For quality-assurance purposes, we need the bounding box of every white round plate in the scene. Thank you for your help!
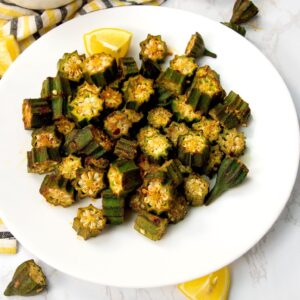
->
[0,6,299,288]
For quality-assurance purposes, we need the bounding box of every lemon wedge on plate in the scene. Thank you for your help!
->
[0,35,20,77]
[177,267,230,300]
[83,28,132,59]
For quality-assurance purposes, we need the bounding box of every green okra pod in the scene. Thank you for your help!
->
[82,53,118,87]
[22,98,53,130]
[27,147,61,174]
[41,76,72,120]
[230,0,259,25]
[102,189,125,225]
[119,56,139,79]
[73,204,106,240]
[221,22,246,36]
[107,159,142,196]
[4,260,46,296]
[205,157,249,205]
[134,211,168,241]
[140,59,161,80]
[114,138,138,160]
[40,173,77,207]
[185,32,217,59]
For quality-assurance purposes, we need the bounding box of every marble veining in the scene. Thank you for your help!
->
[1,1,300,299]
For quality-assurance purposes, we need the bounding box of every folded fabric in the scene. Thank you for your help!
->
[0,0,166,50]
[0,218,17,254]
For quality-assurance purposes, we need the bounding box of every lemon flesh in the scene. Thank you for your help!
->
[0,35,20,76]
[83,28,132,59]
[177,267,230,300]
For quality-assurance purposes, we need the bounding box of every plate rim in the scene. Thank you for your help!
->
[0,5,299,288]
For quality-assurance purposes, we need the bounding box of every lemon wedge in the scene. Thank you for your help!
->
[0,35,20,76]
[177,267,230,300]
[83,28,132,59]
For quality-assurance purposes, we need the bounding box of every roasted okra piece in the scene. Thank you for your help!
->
[63,127,92,155]
[209,103,240,129]
[41,76,72,120]
[202,144,224,177]
[104,110,132,140]
[123,109,144,124]
[140,59,161,80]
[192,116,221,143]
[170,55,198,77]
[4,260,46,296]
[72,167,106,199]
[167,194,189,224]
[178,133,209,168]
[139,34,168,63]
[64,125,113,158]
[156,86,175,107]
[205,157,249,205]
[82,53,118,87]
[223,91,251,126]
[57,155,82,180]
[31,125,62,148]
[107,159,142,196]
[190,66,225,108]
[230,0,259,25]
[164,121,190,146]
[22,98,53,130]
[160,159,184,187]
[40,174,77,207]
[55,117,75,135]
[218,128,246,157]
[84,156,109,169]
[137,154,160,178]
[27,147,61,174]
[72,204,106,240]
[221,22,246,36]
[100,86,123,110]
[119,56,139,79]
[185,32,217,59]
[129,192,146,213]
[122,74,154,110]
[79,126,113,159]
[134,211,168,241]
[137,126,172,163]
[114,138,138,160]
[139,176,175,215]
[147,107,172,129]
[174,158,193,175]
[171,95,201,123]
[102,189,125,225]
[156,68,186,96]
[57,51,85,82]
[69,82,103,126]
[186,87,215,115]
[184,173,209,206]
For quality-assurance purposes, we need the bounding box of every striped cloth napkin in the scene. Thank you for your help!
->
[0,218,17,254]
[0,0,165,254]
[0,0,166,51]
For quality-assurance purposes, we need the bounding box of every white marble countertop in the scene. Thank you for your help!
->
[1,0,300,299]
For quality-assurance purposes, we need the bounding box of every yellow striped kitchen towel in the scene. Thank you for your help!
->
[0,0,166,51]
[0,218,17,254]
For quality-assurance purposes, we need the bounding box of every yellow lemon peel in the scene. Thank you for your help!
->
[83,28,132,59]
[0,35,20,76]
[177,266,230,300]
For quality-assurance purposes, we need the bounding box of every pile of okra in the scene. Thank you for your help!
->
[22,32,250,241]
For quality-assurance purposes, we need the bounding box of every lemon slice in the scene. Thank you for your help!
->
[83,28,132,59]
[177,267,230,300]
[0,35,20,76]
